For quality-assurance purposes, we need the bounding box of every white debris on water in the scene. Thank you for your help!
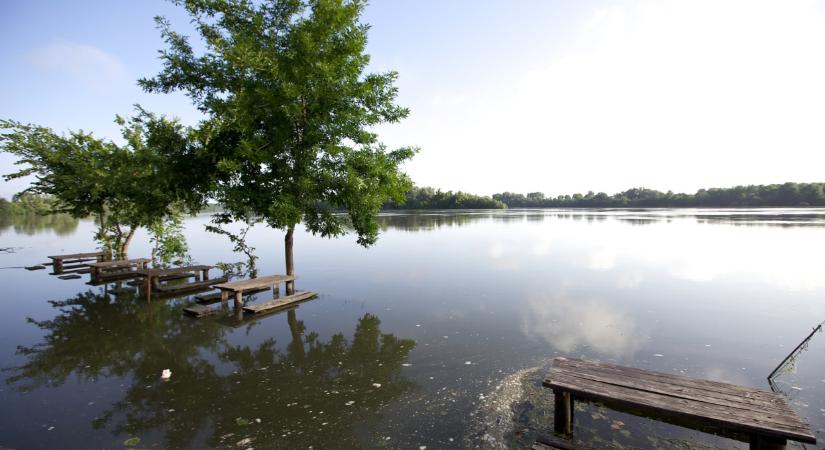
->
[653,353,664,357]
[464,366,541,449]
[372,383,382,388]
[161,369,172,380]
[345,400,355,406]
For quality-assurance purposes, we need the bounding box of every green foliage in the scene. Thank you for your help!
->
[492,182,825,208]
[205,213,259,278]
[141,0,416,247]
[1,112,204,258]
[384,186,507,209]
[148,210,190,267]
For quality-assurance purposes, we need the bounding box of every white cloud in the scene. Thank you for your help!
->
[521,294,646,358]
[390,0,825,195]
[27,41,128,83]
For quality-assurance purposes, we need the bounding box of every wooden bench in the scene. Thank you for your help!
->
[212,275,316,313]
[48,251,108,273]
[89,258,150,281]
[544,357,815,449]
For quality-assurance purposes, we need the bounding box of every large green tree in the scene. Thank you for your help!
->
[141,0,415,285]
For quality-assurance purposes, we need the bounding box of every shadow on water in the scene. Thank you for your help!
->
[0,214,79,236]
[3,287,417,449]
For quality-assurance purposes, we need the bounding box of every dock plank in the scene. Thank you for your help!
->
[545,357,815,444]
[242,291,317,314]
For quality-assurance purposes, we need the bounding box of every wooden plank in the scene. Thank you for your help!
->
[195,287,269,304]
[57,274,82,280]
[90,258,149,269]
[154,276,228,293]
[551,363,794,414]
[183,304,217,318]
[242,291,317,314]
[48,251,106,260]
[550,367,804,429]
[546,369,815,443]
[213,274,295,292]
[137,265,212,277]
[555,358,784,405]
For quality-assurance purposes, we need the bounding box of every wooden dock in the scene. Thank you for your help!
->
[544,357,815,449]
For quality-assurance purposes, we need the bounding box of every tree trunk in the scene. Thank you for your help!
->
[285,224,295,294]
[97,209,110,260]
[119,227,137,260]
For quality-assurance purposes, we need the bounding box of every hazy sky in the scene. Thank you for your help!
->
[2,0,825,199]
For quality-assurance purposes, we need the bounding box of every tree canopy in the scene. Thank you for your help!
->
[0,113,201,257]
[140,0,416,278]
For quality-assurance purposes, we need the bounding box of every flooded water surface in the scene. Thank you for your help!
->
[1,209,824,449]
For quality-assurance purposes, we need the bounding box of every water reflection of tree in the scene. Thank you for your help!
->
[5,290,416,449]
[0,213,79,236]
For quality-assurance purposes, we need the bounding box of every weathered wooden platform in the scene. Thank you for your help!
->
[242,291,317,314]
[544,357,815,449]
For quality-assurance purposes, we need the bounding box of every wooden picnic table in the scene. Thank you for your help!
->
[48,251,108,273]
[135,265,221,299]
[543,357,815,449]
[212,274,297,309]
[89,258,150,281]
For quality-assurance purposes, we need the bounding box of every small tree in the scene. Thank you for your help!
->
[141,0,415,286]
[1,112,202,258]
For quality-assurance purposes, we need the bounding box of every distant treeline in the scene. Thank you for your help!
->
[383,186,507,209]
[0,193,60,216]
[385,183,825,210]
[493,183,825,208]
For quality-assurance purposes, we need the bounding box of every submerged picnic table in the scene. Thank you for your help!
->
[48,251,108,273]
[89,258,149,282]
[212,274,316,313]
[543,357,815,449]
[136,265,225,299]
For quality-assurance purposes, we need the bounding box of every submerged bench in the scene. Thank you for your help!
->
[48,251,108,273]
[89,258,150,281]
[212,275,317,313]
[544,357,815,449]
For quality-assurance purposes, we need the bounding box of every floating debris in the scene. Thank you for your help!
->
[161,369,172,381]
[653,353,664,357]
[25,265,45,271]
[372,383,381,388]
[465,361,472,365]
[344,400,355,406]
[123,437,141,446]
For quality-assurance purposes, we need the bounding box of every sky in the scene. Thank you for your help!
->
[2,0,825,199]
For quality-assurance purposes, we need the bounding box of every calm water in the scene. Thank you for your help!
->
[0,209,824,449]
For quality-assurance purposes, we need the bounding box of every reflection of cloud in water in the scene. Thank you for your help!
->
[521,296,645,358]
